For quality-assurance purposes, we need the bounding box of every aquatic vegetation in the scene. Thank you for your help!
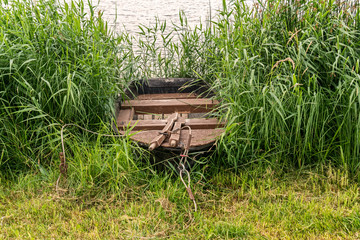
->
[0,0,135,176]
[1,0,360,238]
[1,0,360,187]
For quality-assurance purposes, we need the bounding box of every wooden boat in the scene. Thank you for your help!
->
[114,78,225,152]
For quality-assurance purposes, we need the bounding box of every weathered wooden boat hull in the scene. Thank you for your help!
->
[115,78,224,152]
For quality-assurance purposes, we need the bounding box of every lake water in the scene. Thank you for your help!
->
[90,0,255,35]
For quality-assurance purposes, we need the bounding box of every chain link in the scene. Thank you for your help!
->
[177,126,198,212]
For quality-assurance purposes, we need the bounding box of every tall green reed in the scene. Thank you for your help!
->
[0,0,136,176]
[3,0,360,187]
[131,0,360,176]
[203,0,360,175]
[62,127,149,195]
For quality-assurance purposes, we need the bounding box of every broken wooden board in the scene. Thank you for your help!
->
[121,99,219,114]
[116,108,134,125]
[169,121,184,147]
[115,78,224,152]
[136,93,197,100]
[148,113,178,150]
[123,129,224,149]
[117,118,225,131]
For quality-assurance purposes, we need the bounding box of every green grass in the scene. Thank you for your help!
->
[2,0,360,176]
[1,165,360,239]
[2,0,360,238]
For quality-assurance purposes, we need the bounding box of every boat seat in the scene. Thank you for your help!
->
[121,98,219,114]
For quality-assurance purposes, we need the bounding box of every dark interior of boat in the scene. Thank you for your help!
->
[114,78,224,151]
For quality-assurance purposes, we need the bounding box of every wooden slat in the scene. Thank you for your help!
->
[121,98,218,114]
[143,114,153,120]
[121,120,167,130]
[121,129,225,148]
[169,121,183,147]
[184,118,225,129]
[180,113,189,118]
[154,114,163,120]
[118,118,225,131]
[116,108,134,125]
[149,113,178,150]
[136,93,197,100]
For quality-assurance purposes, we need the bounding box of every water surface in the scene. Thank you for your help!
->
[91,0,254,34]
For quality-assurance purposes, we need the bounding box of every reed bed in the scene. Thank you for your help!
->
[132,0,360,178]
[2,1,360,238]
[209,0,360,175]
[1,0,360,188]
[0,0,136,178]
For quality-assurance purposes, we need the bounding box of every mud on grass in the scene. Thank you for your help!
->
[1,165,359,239]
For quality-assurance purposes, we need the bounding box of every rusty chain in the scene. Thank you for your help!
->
[177,126,198,212]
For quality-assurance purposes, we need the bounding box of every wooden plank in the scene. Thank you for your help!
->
[123,129,225,148]
[116,108,134,125]
[154,114,163,120]
[130,108,135,120]
[121,120,167,130]
[143,114,153,120]
[164,129,224,148]
[169,121,183,147]
[121,98,219,114]
[149,113,178,150]
[180,113,189,118]
[136,93,197,100]
[118,118,225,131]
[184,118,225,129]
